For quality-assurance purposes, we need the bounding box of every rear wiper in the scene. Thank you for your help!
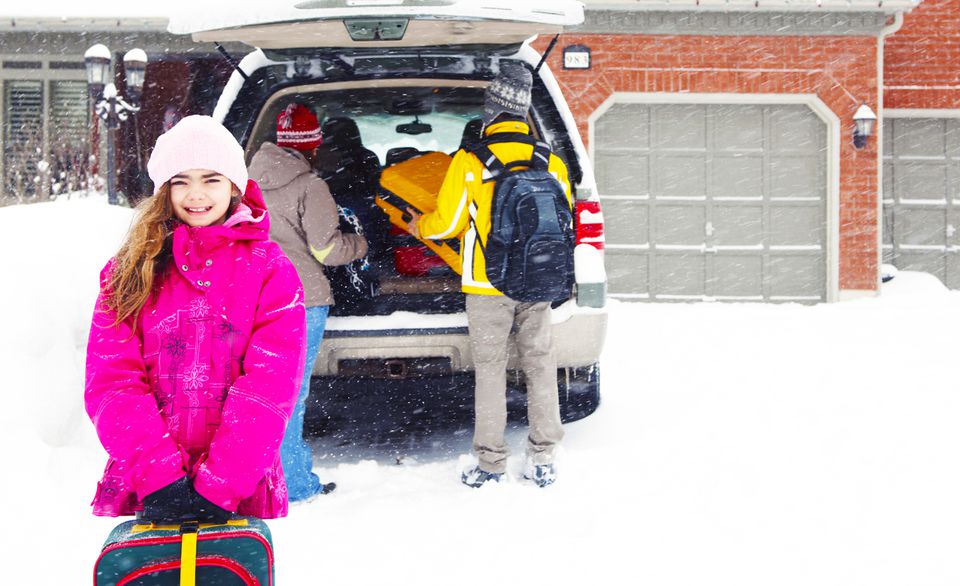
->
[214,42,249,81]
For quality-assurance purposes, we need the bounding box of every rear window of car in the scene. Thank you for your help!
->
[248,85,486,165]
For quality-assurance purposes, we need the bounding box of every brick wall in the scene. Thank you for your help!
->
[885,0,960,109]
[534,34,881,291]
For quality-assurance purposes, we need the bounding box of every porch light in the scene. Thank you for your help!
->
[853,104,877,149]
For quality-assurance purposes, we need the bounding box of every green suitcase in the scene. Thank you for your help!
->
[94,517,273,585]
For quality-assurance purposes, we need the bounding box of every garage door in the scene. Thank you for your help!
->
[882,117,960,289]
[594,103,828,302]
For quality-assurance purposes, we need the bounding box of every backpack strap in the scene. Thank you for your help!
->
[471,139,553,182]
[530,141,552,172]
[481,132,537,146]
[472,143,508,183]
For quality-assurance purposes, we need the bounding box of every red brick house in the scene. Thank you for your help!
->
[537,0,930,302]
[6,0,959,302]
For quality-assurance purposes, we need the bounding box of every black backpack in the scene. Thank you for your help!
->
[469,136,575,303]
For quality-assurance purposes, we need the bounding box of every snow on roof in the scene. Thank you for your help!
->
[0,0,921,33]
[3,0,219,19]
[582,0,921,11]
[168,0,585,36]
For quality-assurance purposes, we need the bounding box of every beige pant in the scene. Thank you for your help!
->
[466,294,564,474]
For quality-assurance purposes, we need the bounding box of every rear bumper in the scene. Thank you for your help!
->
[315,307,607,377]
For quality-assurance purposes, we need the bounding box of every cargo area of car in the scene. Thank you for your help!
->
[243,81,537,317]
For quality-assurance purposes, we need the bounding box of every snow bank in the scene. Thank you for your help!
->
[2,196,960,585]
[0,194,133,448]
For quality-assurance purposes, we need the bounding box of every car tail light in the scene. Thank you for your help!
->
[575,200,604,251]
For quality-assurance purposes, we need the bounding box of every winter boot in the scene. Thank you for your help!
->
[523,461,557,488]
[461,465,503,488]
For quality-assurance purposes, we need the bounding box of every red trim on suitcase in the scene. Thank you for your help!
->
[115,555,257,586]
[95,531,274,586]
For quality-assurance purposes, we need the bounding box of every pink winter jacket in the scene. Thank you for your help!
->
[85,180,306,519]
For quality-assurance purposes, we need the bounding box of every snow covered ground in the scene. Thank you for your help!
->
[1,196,959,585]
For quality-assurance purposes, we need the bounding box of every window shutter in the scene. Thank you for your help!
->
[3,80,44,198]
[50,80,90,194]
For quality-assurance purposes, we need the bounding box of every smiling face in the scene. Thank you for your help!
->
[168,169,239,227]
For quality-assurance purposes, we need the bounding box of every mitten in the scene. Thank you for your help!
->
[190,487,233,524]
[141,476,193,522]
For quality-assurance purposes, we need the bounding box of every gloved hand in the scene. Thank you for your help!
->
[191,488,232,524]
[141,477,193,523]
[142,477,233,524]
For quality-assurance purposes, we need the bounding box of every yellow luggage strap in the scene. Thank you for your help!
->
[179,521,199,586]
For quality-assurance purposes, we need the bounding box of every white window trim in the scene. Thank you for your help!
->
[587,92,841,303]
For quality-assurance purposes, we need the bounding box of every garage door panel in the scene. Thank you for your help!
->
[895,252,946,281]
[951,163,960,199]
[604,199,649,245]
[598,102,826,302]
[606,250,649,296]
[655,105,706,149]
[769,108,821,152]
[770,156,822,198]
[655,253,705,297]
[894,208,945,246]
[596,104,650,148]
[885,117,960,290]
[896,163,947,200]
[883,205,894,264]
[711,156,763,198]
[712,255,763,297]
[596,152,649,196]
[946,253,960,289]
[654,204,705,245]
[769,205,823,247]
[769,255,823,298]
[893,118,947,157]
[883,162,894,200]
[658,155,705,196]
[713,106,764,151]
[713,205,763,246]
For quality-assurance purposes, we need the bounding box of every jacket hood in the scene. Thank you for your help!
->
[247,141,314,191]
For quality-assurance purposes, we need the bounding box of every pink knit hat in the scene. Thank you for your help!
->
[147,115,248,191]
[276,103,322,151]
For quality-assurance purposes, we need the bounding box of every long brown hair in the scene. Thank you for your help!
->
[105,183,175,329]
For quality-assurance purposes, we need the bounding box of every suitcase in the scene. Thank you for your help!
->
[376,152,462,275]
[94,518,273,586]
[388,226,452,277]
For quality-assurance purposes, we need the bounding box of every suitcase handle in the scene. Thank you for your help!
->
[180,521,199,586]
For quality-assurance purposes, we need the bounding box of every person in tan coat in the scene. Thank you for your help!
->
[248,103,368,502]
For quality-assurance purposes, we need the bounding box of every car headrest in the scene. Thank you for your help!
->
[321,117,363,150]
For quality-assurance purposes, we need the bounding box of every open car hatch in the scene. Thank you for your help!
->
[168,0,584,50]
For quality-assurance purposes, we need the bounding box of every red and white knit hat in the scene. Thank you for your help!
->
[276,103,322,151]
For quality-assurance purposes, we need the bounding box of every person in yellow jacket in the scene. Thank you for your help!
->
[408,63,572,488]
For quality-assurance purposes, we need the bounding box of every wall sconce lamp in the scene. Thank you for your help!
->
[853,104,877,149]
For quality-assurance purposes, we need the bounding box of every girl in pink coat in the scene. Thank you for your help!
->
[85,115,306,521]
